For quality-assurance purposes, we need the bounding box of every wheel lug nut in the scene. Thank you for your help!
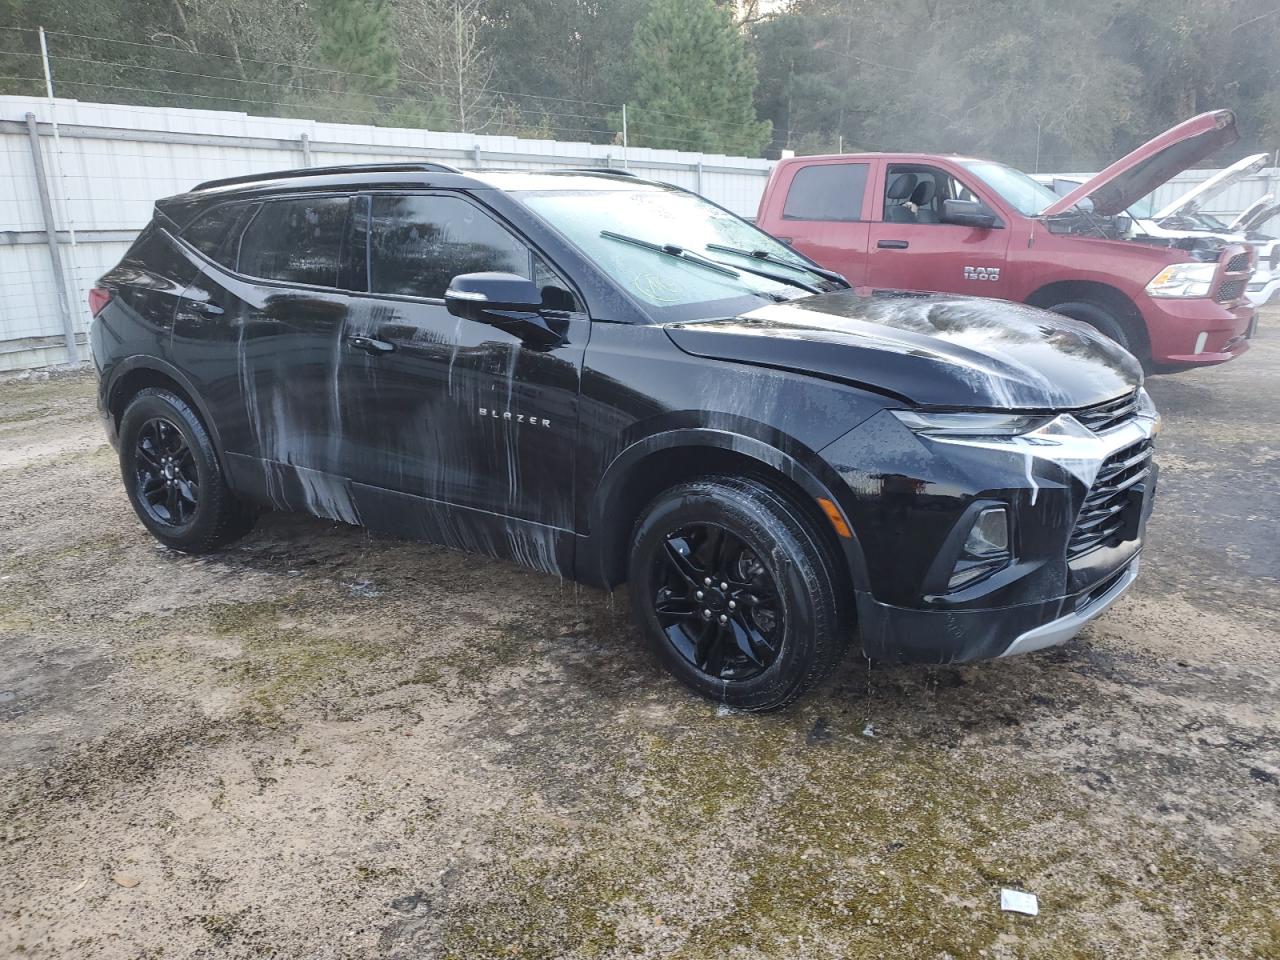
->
[718,614,728,623]
[704,577,712,586]
[719,582,728,590]
[695,590,703,599]
[728,600,736,610]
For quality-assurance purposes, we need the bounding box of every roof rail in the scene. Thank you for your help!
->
[558,167,640,178]
[193,161,462,192]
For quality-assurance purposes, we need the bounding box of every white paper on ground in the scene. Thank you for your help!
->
[1000,888,1039,916]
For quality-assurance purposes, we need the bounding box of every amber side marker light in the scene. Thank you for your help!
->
[817,497,853,539]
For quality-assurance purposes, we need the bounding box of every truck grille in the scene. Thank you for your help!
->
[1225,252,1251,274]
[1071,390,1137,433]
[1067,439,1152,559]
[1216,278,1248,303]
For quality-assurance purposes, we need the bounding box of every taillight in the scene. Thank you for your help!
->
[88,286,112,317]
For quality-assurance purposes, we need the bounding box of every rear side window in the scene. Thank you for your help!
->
[181,203,256,268]
[238,197,350,287]
[782,163,869,221]
[368,194,529,300]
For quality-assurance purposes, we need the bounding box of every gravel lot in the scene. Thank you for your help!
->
[2,312,1278,959]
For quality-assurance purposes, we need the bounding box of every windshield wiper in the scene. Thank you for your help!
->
[600,231,741,278]
[705,243,849,287]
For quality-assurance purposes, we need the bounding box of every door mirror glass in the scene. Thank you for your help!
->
[941,199,1001,229]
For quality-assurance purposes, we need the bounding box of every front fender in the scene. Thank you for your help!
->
[582,426,872,596]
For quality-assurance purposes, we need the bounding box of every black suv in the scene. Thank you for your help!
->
[90,163,1159,710]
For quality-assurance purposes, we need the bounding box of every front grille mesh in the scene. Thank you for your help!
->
[1072,390,1137,433]
[1225,252,1251,274]
[1216,278,1247,303]
[1067,439,1152,559]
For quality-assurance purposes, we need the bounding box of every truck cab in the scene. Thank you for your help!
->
[756,111,1257,370]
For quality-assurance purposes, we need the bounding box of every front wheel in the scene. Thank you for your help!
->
[627,477,847,711]
[117,388,255,553]
[1047,299,1133,352]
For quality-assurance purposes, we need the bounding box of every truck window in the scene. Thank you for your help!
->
[181,202,257,269]
[237,197,350,287]
[883,166,978,225]
[782,163,868,221]
[368,194,530,300]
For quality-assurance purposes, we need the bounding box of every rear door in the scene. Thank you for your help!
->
[172,193,361,514]
[865,163,1013,299]
[765,159,873,284]
[338,191,589,533]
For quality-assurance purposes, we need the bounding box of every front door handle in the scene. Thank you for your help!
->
[347,335,395,355]
[176,298,224,319]
[877,239,909,250]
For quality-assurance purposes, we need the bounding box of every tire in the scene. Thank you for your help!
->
[117,387,254,553]
[627,476,847,711]
[1047,300,1132,352]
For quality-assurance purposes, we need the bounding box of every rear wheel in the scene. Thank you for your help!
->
[628,476,846,711]
[118,388,254,553]
[1047,299,1133,352]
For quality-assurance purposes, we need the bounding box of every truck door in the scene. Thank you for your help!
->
[866,163,1012,299]
[764,158,873,284]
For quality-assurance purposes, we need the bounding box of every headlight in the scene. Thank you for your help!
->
[891,410,1054,437]
[1146,262,1216,298]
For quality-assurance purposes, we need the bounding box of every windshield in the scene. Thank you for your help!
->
[1127,193,1156,220]
[958,159,1062,216]
[518,187,825,321]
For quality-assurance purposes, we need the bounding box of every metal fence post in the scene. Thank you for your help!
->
[622,103,629,169]
[472,145,482,169]
[24,112,79,363]
[696,159,703,194]
[300,133,312,167]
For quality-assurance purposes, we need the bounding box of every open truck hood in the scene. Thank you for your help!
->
[1229,194,1280,233]
[664,291,1140,410]
[1154,152,1269,221]
[1042,110,1239,218]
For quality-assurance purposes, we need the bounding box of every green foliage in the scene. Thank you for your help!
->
[313,0,399,95]
[618,0,772,155]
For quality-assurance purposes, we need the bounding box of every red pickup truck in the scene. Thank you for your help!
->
[756,111,1256,370]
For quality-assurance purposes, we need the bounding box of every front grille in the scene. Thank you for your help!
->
[1216,278,1247,303]
[1067,439,1153,559]
[1072,390,1137,433]
[1225,252,1251,274]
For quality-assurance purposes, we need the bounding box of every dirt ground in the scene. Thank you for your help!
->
[2,313,1278,960]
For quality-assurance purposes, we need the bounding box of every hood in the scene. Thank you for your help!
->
[1042,110,1239,218]
[1154,152,1268,221]
[1229,194,1280,233]
[664,291,1141,410]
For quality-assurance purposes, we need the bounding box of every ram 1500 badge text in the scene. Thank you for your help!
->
[91,165,1159,710]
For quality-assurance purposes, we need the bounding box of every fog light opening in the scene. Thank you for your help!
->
[1193,331,1209,355]
[948,506,1011,591]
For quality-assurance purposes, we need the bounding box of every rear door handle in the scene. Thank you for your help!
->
[877,240,909,250]
[347,334,395,355]
[178,298,224,317]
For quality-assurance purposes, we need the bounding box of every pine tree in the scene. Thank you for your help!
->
[313,0,399,95]
[620,0,771,156]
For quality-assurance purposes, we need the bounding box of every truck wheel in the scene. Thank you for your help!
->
[118,388,255,554]
[1047,300,1132,352]
[627,476,846,711]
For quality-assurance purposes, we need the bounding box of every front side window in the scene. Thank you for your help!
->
[783,163,869,221]
[882,166,982,225]
[518,186,834,322]
[237,196,350,287]
[368,194,529,300]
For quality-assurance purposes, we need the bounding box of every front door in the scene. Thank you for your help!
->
[866,163,1013,299]
[338,191,588,551]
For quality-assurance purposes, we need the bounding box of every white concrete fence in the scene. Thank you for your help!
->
[0,96,773,371]
[3,94,1278,371]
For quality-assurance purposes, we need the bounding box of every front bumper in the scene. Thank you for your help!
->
[820,401,1158,665]
[1144,296,1253,367]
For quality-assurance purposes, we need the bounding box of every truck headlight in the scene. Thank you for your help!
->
[891,410,1054,437]
[1146,262,1216,298]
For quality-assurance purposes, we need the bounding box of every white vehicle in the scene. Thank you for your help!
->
[1039,154,1280,306]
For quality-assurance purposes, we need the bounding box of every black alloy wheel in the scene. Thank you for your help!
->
[133,417,199,527]
[654,523,783,681]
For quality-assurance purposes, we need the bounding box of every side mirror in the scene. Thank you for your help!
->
[941,199,1001,230]
[444,272,566,349]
